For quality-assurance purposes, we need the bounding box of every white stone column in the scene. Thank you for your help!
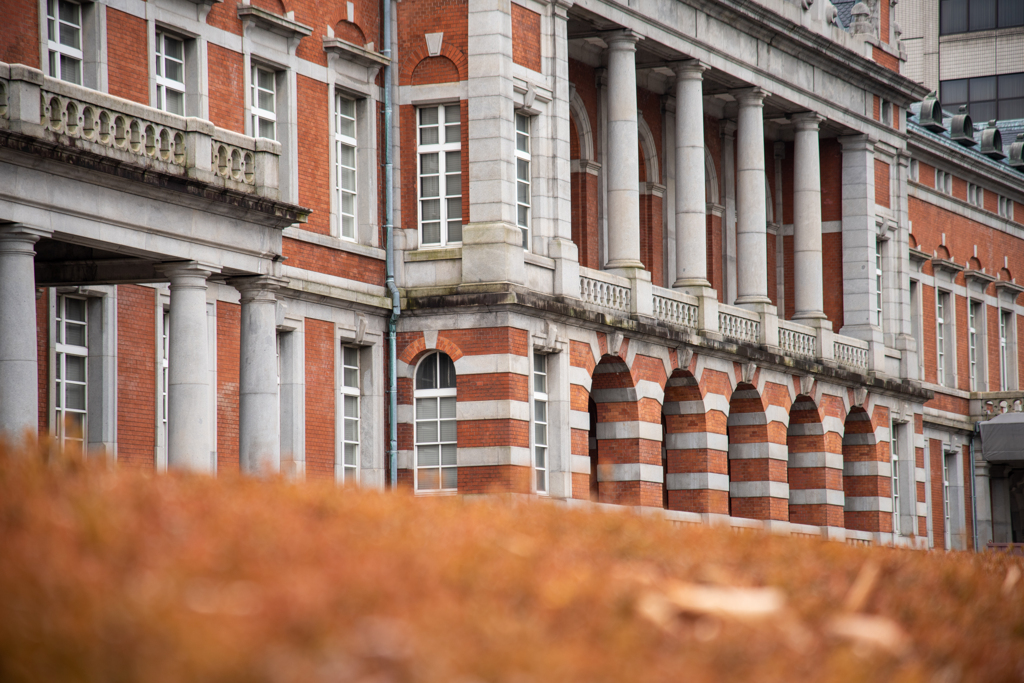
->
[161,262,217,472]
[974,459,993,548]
[605,31,643,270]
[792,112,827,321]
[0,225,49,441]
[233,276,286,475]
[673,60,710,289]
[733,87,771,306]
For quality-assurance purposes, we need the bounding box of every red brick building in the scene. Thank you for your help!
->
[1,0,1022,548]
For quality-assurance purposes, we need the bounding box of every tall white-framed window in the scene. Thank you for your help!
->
[874,239,884,327]
[340,346,360,483]
[890,419,901,536]
[515,113,532,250]
[533,353,548,495]
[251,65,277,140]
[161,309,169,438]
[155,31,186,116]
[417,104,462,247]
[47,0,83,85]
[968,300,980,390]
[942,452,952,550]
[55,294,88,449]
[414,351,457,492]
[335,94,358,241]
[936,291,949,386]
[1000,309,1011,389]
[910,279,924,379]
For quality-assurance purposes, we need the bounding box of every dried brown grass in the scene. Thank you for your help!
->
[1,442,1022,683]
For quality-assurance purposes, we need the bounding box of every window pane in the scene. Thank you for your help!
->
[420,107,438,126]
[65,298,86,322]
[439,419,457,443]
[517,159,530,183]
[418,420,438,444]
[345,418,359,442]
[535,447,546,469]
[338,97,355,119]
[258,89,275,112]
[444,106,460,124]
[536,469,545,492]
[66,355,86,382]
[969,0,997,30]
[165,36,183,60]
[420,152,439,176]
[422,222,441,244]
[340,144,356,168]
[165,59,184,84]
[257,69,275,91]
[60,24,80,49]
[421,176,440,199]
[518,180,530,205]
[447,220,462,244]
[999,98,1024,120]
[941,78,968,107]
[535,401,546,422]
[446,197,462,222]
[341,168,356,192]
[344,443,357,466]
[61,55,81,84]
[416,395,437,419]
[418,444,439,467]
[445,151,460,173]
[445,123,460,144]
[446,174,461,197]
[258,119,275,140]
[970,100,997,123]
[441,444,457,466]
[439,396,457,419]
[441,467,457,489]
[971,76,997,102]
[66,383,86,411]
[65,322,86,347]
[1000,0,1024,26]
[535,423,546,445]
[166,90,185,116]
[420,126,439,145]
[438,355,456,389]
[342,192,356,216]
[534,353,545,374]
[344,346,358,367]
[1000,73,1024,99]
[58,0,79,24]
[344,394,359,418]
[518,205,529,228]
[342,215,355,239]
[418,468,439,490]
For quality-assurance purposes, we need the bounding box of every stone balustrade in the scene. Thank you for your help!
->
[718,303,761,344]
[834,336,870,372]
[652,286,699,330]
[0,62,281,199]
[778,319,817,359]
[579,267,632,315]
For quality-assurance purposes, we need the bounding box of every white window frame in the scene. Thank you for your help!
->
[936,169,952,195]
[161,308,169,441]
[968,299,979,391]
[417,103,462,248]
[335,93,358,241]
[155,31,186,116]
[47,0,83,85]
[936,290,950,386]
[533,353,548,495]
[339,345,360,483]
[54,294,89,449]
[251,64,278,140]
[1000,309,1013,390]
[874,238,884,328]
[516,113,532,250]
[414,352,458,493]
[942,452,952,550]
[890,419,902,537]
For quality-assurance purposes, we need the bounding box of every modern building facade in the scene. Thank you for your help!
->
[1,0,1022,549]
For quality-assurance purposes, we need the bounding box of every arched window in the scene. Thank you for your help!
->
[415,351,457,491]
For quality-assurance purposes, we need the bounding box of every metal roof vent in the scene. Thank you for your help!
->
[949,106,976,147]
[917,92,946,133]
[979,120,1005,160]
[1009,133,1024,172]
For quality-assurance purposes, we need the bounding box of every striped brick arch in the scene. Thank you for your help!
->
[843,405,892,533]
[663,369,729,514]
[727,381,789,521]
[590,353,662,507]
[787,393,845,526]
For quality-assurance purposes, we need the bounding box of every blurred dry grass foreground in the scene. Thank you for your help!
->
[1,442,1023,683]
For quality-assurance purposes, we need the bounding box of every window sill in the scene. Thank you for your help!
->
[404,247,462,262]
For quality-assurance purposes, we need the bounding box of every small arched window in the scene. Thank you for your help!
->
[414,351,457,491]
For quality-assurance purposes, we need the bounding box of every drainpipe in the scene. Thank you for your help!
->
[382,0,400,489]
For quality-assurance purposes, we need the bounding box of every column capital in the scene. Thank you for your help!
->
[791,111,825,131]
[0,224,52,249]
[230,275,289,303]
[157,261,220,288]
[722,120,737,137]
[604,29,641,49]
[838,133,877,152]
[550,0,574,15]
[731,86,769,106]
[672,59,708,79]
